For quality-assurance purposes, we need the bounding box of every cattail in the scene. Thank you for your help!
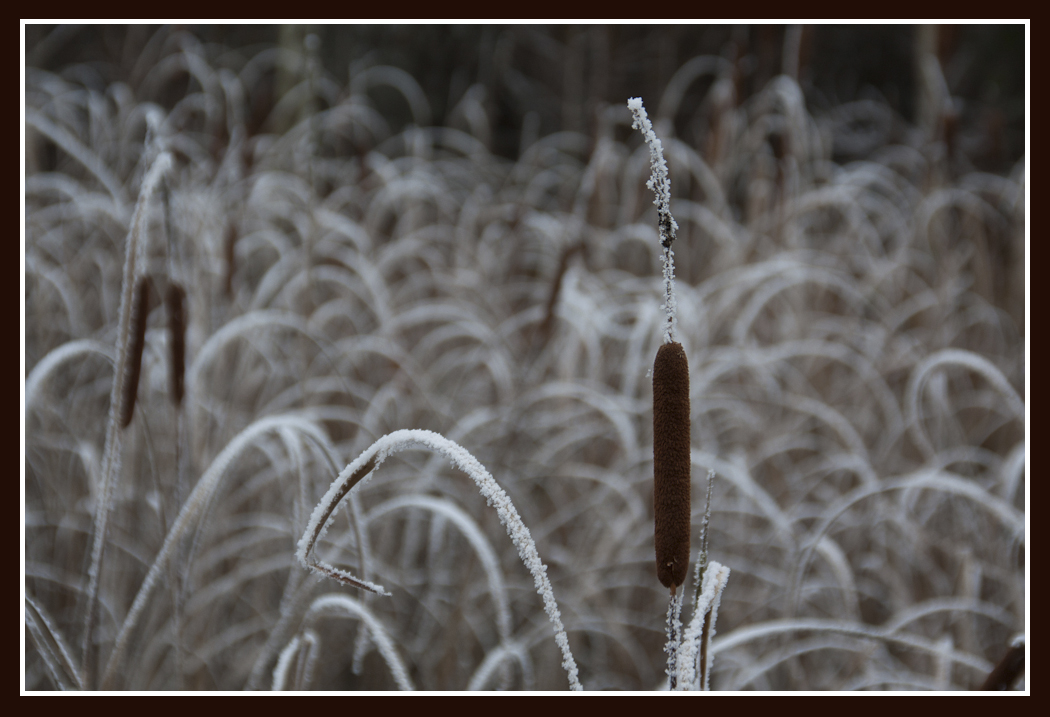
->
[166,282,186,407]
[653,341,691,590]
[119,278,151,428]
[224,222,237,298]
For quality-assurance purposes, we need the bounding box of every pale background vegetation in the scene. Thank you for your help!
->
[24,24,1026,691]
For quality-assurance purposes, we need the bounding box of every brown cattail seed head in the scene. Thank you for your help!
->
[166,282,186,407]
[224,223,237,298]
[653,341,691,589]
[120,278,151,428]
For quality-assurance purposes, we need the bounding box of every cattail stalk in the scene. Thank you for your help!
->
[692,469,715,604]
[82,149,172,686]
[167,282,188,687]
[635,92,691,592]
[665,590,684,689]
[161,179,189,686]
[632,96,696,690]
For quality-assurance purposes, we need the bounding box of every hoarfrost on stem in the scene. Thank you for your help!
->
[676,560,731,690]
[664,590,684,689]
[627,98,677,249]
[629,97,679,343]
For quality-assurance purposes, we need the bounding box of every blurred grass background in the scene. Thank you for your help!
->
[23,23,1027,691]
[25,24,1024,170]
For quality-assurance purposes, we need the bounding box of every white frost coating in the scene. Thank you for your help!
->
[664,590,684,689]
[627,98,677,244]
[628,97,679,343]
[467,640,535,691]
[271,634,301,691]
[676,560,730,690]
[271,629,319,691]
[306,594,415,691]
[297,428,583,691]
[660,247,679,344]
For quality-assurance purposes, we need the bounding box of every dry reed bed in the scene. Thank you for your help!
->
[24,33,1025,691]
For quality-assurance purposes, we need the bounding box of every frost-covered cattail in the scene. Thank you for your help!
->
[631,96,692,592]
[653,340,691,589]
[119,278,151,428]
[166,282,186,407]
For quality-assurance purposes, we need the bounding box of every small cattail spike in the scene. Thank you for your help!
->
[166,282,187,407]
[119,278,151,428]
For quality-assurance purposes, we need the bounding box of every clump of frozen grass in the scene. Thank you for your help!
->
[297,429,582,691]
[99,413,335,689]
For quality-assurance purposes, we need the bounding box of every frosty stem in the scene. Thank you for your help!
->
[628,97,679,344]
[665,589,684,689]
